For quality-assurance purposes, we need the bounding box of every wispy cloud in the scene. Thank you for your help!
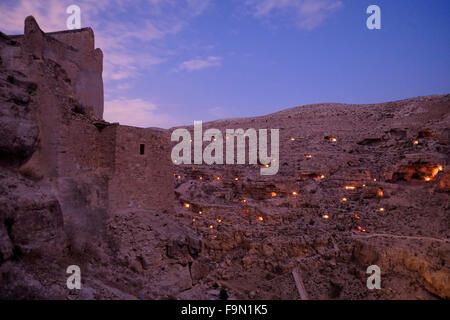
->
[103,98,176,128]
[176,56,222,72]
[243,0,343,30]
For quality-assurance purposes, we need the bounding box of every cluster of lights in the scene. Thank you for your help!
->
[357,226,367,232]
[424,165,443,182]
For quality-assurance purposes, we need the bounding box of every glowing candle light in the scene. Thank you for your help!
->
[271,192,277,197]
[192,218,196,222]
[345,186,356,190]
[208,225,214,229]
[322,214,329,219]
[318,174,325,179]
[425,177,431,182]
[438,165,443,171]
[184,203,190,208]
[241,199,247,203]
[354,213,360,219]
[257,216,264,221]
[198,211,202,215]
[377,188,384,197]
[341,197,348,202]
[304,154,312,159]
[292,191,298,196]
[329,137,337,142]
[378,207,385,212]
[235,177,239,181]
[199,176,203,180]
[264,164,270,168]
[216,218,222,223]
[413,140,419,145]
[357,226,362,232]
[290,138,295,141]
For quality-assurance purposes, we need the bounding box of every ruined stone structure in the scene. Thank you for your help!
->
[3,16,174,234]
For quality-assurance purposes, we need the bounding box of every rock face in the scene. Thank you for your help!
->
[0,17,187,299]
[170,95,450,300]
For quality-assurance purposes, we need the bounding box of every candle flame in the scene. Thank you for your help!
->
[257,216,264,221]
[377,189,384,197]
[271,192,277,197]
[322,214,329,219]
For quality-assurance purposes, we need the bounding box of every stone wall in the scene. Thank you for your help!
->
[109,126,174,213]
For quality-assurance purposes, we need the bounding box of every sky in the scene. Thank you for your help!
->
[0,0,449,128]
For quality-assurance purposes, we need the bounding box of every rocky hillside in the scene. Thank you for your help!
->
[171,95,450,299]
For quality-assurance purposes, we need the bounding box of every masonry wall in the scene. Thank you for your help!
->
[108,126,174,213]
[13,17,174,226]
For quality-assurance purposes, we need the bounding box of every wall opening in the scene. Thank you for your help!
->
[140,144,145,155]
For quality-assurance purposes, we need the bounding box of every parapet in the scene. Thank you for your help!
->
[10,16,104,119]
